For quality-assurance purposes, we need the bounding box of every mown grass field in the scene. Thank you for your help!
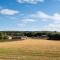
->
[0,38,60,60]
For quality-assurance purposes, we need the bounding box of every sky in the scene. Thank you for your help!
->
[0,0,60,31]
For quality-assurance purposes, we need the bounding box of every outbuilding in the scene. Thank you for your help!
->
[12,36,27,40]
[40,35,49,39]
[8,36,12,40]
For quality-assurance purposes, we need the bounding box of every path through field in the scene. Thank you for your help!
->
[0,38,60,60]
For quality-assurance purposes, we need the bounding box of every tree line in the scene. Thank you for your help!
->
[0,31,60,40]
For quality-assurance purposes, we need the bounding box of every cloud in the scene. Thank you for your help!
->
[30,11,50,19]
[43,23,60,31]
[17,0,45,4]
[18,19,35,26]
[51,13,60,20]
[0,9,19,15]
[22,19,35,23]
[29,11,60,22]
[27,11,60,31]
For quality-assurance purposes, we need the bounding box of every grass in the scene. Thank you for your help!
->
[0,38,60,60]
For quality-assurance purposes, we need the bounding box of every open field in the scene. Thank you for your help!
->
[0,38,60,60]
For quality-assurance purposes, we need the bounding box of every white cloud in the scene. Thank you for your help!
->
[18,23,25,26]
[0,9,19,15]
[17,0,45,4]
[28,11,60,31]
[29,11,60,22]
[22,19,35,23]
[40,13,60,31]
[18,18,35,26]
[30,11,50,19]
[51,13,60,20]
[43,23,60,31]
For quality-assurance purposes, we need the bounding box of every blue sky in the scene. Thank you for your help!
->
[0,0,60,31]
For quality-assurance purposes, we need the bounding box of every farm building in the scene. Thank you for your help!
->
[31,36,40,39]
[8,36,12,39]
[11,36,27,40]
[20,36,27,40]
[40,35,49,39]
[7,35,27,40]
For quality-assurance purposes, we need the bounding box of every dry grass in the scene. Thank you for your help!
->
[0,38,60,60]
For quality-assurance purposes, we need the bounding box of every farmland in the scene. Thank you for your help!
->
[0,38,60,60]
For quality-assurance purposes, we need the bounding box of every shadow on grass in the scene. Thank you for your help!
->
[47,39,60,41]
[0,39,25,42]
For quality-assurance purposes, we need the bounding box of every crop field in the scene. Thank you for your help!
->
[0,38,60,60]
